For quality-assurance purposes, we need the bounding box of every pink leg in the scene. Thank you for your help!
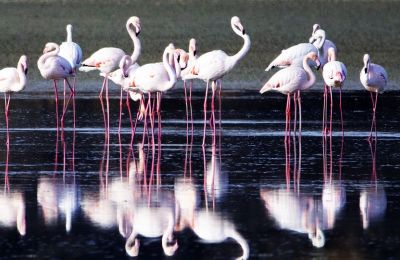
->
[211,82,216,146]
[322,85,327,136]
[53,80,59,130]
[142,96,150,145]
[329,86,333,138]
[105,77,110,138]
[297,91,302,138]
[157,92,162,143]
[189,80,194,140]
[148,93,155,145]
[184,81,189,144]
[99,76,107,136]
[202,81,209,146]
[72,78,76,130]
[368,92,377,141]
[118,87,123,134]
[4,93,11,146]
[284,93,290,144]
[339,87,344,138]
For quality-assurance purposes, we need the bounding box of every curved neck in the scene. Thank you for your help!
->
[302,56,316,90]
[66,26,72,42]
[38,45,59,69]
[16,61,27,91]
[315,31,325,50]
[126,24,141,64]
[230,33,251,65]
[160,50,177,92]
[327,47,336,62]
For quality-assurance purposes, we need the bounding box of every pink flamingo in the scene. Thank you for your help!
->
[79,16,141,135]
[322,47,347,137]
[37,42,74,130]
[182,16,251,146]
[260,52,320,139]
[0,55,28,144]
[181,38,198,140]
[58,24,83,126]
[360,54,388,141]
[124,44,181,145]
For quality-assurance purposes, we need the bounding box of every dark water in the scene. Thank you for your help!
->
[0,89,399,259]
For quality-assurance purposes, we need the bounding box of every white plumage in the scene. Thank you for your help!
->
[360,54,388,93]
[58,24,83,71]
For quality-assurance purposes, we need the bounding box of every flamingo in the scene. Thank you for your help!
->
[58,24,83,125]
[79,16,141,135]
[37,42,74,130]
[123,43,181,144]
[0,55,28,142]
[181,38,198,140]
[322,47,347,136]
[360,54,388,140]
[182,16,251,146]
[309,24,337,67]
[260,52,320,139]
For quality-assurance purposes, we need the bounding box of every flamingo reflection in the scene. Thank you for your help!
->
[359,140,386,229]
[37,176,78,233]
[0,190,26,236]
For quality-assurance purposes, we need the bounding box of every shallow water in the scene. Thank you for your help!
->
[0,90,399,259]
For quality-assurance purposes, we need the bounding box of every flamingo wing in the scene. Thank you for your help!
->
[265,43,317,71]
[261,66,305,94]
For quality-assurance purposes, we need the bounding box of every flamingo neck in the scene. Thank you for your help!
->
[67,26,72,42]
[37,45,59,71]
[16,62,27,91]
[327,48,336,62]
[230,33,251,67]
[127,25,141,64]
[302,56,316,90]
[315,30,326,50]
[160,49,177,92]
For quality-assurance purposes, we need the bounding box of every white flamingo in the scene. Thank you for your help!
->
[37,42,74,129]
[322,47,347,136]
[309,24,337,67]
[0,55,28,140]
[124,43,181,144]
[360,54,388,140]
[182,16,251,146]
[260,52,320,138]
[79,16,141,134]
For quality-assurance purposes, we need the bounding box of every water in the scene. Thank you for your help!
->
[0,89,399,259]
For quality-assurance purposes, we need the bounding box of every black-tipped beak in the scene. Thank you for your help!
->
[136,31,140,36]
[364,67,368,74]
[316,65,321,70]
[193,50,197,56]
[24,68,28,75]
[242,29,246,35]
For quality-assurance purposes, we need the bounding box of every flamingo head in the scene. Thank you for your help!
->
[127,16,141,36]
[19,55,28,75]
[42,42,58,54]
[307,52,321,70]
[312,23,321,35]
[189,38,197,57]
[363,54,370,73]
[231,16,245,35]
[175,49,189,70]
[106,69,124,85]
[119,55,133,77]
[66,24,72,32]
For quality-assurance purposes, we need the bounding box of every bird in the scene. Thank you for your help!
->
[181,38,198,140]
[59,24,83,72]
[0,55,28,140]
[58,24,83,127]
[37,42,74,130]
[79,16,141,135]
[360,54,388,140]
[123,43,181,144]
[260,52,320,139]
[182,16,251,146]
[322,47,347,136]
[265,43,318,71]
[309,24,337,68]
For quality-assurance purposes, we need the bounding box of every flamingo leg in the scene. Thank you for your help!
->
[53,80,59,130]
[329,86,333,138]
[105,77,110,138]
[72,78,76,130]
[211,81,216,146]
[218,80,222,134]
[184,81,189,144]
[368,92,378,141]
[202,81,209,146]
[157,92,162,143]
[118,87,123,134]
[297,91,302,138]
[189,80,194,140]
[99,76,107,137]
[284,93,290,144]
[322,85,327,136]
[4,93,11,146]
[142,96,149,145]
[339,87,344,138]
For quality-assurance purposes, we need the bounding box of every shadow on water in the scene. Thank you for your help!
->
[0,90,399,258]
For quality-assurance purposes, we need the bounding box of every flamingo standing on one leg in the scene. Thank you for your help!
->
[0,55,28,145]
[37,42,74,130]
[182,16,251,146]
[260,52,321,139]
[360,54,388,141]
[79,16,141,135]
[322,47,347,137]
[58,24,83,128]
[124,44,181,145]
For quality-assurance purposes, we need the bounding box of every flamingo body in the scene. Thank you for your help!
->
[265,43,317,71]
[360,57,388,93]
[80,47,126,74]
[323,60,347,88]
[37,43,74,80]
[59,24,83,70]
[0,56,28,93]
